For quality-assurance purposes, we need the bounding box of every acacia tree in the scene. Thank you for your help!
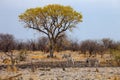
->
[19,4,82,57]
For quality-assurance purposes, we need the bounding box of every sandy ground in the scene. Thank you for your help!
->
[0,67,120,80]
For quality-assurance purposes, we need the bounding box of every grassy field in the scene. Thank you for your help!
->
[0,50,119,65]
[0,50,120,80]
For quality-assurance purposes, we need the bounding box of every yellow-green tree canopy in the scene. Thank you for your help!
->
[19,4,82,57]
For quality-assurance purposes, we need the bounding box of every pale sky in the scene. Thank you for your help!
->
[0,0,120,41]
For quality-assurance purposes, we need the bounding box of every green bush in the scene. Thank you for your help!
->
[18,50,27,61]
[113,50,120,66]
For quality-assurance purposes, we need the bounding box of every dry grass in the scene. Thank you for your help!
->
[0,50,120,80]
[31,55,46,59]
[0,50,113,60]
[0,50,119,65]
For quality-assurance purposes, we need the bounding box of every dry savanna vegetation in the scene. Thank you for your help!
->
[0,33,120,80]
[0,4,120,80]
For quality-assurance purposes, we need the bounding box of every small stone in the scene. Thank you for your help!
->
[95,68,99,72]
[40,73,45,76]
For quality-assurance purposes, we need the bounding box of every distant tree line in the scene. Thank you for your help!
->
[0,33,120,56]
[79,39,120,57]
[0,33,48,52]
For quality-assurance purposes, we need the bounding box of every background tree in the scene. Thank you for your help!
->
[70,41,79,51]
[37,37,49,53]
[27,39,37,51]
[55,33,71,52]
[15,40,26,50]
[19,4,82,57]
[0,33,17,71]
[80,40,99,57]
[0,33,15,52]
[102,38,113,50]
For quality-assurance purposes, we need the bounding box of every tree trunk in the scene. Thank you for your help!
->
[49,45,54,58]
[49,40,55,58]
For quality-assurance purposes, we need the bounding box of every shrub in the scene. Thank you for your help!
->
[112,50,120,66]
[18,50,27,61]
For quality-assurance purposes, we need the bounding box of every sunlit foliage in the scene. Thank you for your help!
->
[19,4,82,57]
